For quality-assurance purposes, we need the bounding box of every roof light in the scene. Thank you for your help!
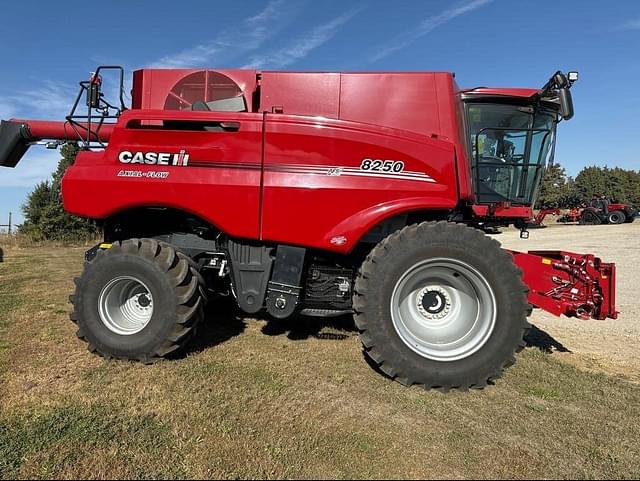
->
[568,71,579,82]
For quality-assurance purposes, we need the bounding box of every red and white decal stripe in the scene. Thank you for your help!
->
[267,164,436,183]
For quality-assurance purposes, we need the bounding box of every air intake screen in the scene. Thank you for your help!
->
[164,70,243,110]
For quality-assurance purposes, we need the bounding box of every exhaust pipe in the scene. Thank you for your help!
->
[0,119,114,168]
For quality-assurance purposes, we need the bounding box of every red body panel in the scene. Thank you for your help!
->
[472,204,533,221]
[608,203,628,212]
[63,110,264,239]
[261,114,458,252]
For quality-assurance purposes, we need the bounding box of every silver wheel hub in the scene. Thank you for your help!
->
[390,258,497,362]
[416,285,452,320]
[98,276,154,336]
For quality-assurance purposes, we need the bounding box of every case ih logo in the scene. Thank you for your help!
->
[118,150,190,166]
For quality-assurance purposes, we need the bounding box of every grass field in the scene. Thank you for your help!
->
[1,227,639,479]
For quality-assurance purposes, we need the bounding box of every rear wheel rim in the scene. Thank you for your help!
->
[98,276,154,335]
[390,258,497,362]
[610,213,624,224]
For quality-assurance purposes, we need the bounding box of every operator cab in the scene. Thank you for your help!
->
[461,71,577,207]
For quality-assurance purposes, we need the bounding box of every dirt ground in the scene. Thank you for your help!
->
[493,221,640,382]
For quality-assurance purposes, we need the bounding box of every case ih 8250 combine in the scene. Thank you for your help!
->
[0,67,618,390]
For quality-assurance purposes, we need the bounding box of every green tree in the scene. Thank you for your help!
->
[536,163,580,208]
[575,166,640,205]
[574,166,607,200]
[19,144,99,241]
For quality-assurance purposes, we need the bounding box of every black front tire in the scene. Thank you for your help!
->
[353,222,530,391]
[70,238,205,361]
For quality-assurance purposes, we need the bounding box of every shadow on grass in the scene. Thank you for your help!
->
[524,324,572,353]
[176,299,358,359]
[178,297,247,357]
[262,313,357,341]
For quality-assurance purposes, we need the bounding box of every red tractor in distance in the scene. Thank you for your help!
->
[529,202,637,228]
[578,202,637,225]
[0,67,618,391]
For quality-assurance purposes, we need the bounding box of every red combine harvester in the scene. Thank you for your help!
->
[0,67,618,390]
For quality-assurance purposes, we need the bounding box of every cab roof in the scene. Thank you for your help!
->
[462,87,541,98]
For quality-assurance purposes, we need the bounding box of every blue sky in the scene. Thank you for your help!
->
[1,0,639,225]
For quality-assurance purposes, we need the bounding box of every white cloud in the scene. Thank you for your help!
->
[21,81,75,118]
[370,0,493,62]
[0,80,77,188]
[243,7,363,69]
[149,0,292,68]
[618,19,640,30]
[0,80,75,121]
[0,98,17,121]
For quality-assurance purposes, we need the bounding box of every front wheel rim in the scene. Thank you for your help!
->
[98,276,154,335]
[390,258,497,362]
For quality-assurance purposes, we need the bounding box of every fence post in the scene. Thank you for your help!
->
[8,212,11,235]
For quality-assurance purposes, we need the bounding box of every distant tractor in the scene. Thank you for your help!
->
[0,67,618,391]
[533,202,637,227]
[578,202,637,225]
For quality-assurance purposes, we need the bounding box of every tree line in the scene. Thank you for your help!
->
[535,163,640,209]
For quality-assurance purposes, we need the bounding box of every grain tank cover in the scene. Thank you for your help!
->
[259,71,460,140]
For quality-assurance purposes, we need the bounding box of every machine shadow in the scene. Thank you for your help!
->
[178,302,358,358]
[261,313,358,341]
[178,297,247,357]
[524,324,572,353]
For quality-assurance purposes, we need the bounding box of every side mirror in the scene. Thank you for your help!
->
[553,72,568,88]
[558,87,574,120]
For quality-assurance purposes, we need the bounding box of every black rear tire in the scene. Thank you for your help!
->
[70,238,205,361]
[607,211,625,225]
[353,221,530,391]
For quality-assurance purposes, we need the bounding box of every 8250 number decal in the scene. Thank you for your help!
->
[360,159,405,173]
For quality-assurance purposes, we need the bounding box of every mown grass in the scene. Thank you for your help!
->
[0,249,40,376]
[0,246,639,479]
[0,404,187,479]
